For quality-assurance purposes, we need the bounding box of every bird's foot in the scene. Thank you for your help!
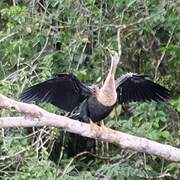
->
[90,119,102,138]
[100,121,112,132]
[90,119,100,131]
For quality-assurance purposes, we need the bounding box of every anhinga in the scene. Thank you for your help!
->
[19,50,170,157]
[20,51,170,124]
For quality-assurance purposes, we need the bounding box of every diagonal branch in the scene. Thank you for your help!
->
[0,93,180,163]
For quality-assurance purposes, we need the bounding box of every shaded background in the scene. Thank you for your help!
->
[0,0,179,179]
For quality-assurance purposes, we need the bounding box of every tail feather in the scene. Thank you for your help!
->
[67,133,95,157]
[66,112,96,156]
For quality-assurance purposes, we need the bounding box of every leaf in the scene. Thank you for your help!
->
[161,131,171,140]
[81,37,91,43]
[170,98,180,112]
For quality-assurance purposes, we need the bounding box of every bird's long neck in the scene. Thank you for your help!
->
[96,59,118,106]
[109,59,118,75]
[102,60,117,91]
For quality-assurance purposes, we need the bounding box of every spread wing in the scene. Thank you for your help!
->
[19,73,93,111]
[116,73,170,103]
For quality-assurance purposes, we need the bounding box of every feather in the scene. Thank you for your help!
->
[116,73,170,103]
[19,74,92,112]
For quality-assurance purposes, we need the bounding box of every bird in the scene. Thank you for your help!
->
[19,50,170,157]
[19,50,170,124]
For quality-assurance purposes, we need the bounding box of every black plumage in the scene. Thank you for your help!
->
[115,73,170,104]
[19,51,170,158]
[20,73,92,112]
[19,72,170,123]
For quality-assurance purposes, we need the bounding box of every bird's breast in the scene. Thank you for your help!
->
[87,96,114,122]
[95,75,117,106]
[96,87,117,106]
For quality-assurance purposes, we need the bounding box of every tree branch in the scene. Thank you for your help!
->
[0,94,180,163]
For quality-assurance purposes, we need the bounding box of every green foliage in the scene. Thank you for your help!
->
[0,0,179,179]
[171,98,180,112]
[95,154,146,179]
[120,103,171,141]
[11,160,57,180]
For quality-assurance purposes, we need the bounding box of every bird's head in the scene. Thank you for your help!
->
[106,48,120,66]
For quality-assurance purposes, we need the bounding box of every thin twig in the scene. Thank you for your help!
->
[32,26,52,64]
[0,32,17,43]
[60,151,109,179]
[154,26,175,80]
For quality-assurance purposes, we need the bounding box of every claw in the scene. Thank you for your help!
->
[90,119,100,130]
[100,120,112,132]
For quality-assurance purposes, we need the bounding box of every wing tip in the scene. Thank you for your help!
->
[117,74,171,104]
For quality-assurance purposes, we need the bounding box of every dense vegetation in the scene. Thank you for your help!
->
[0,0,179,179]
